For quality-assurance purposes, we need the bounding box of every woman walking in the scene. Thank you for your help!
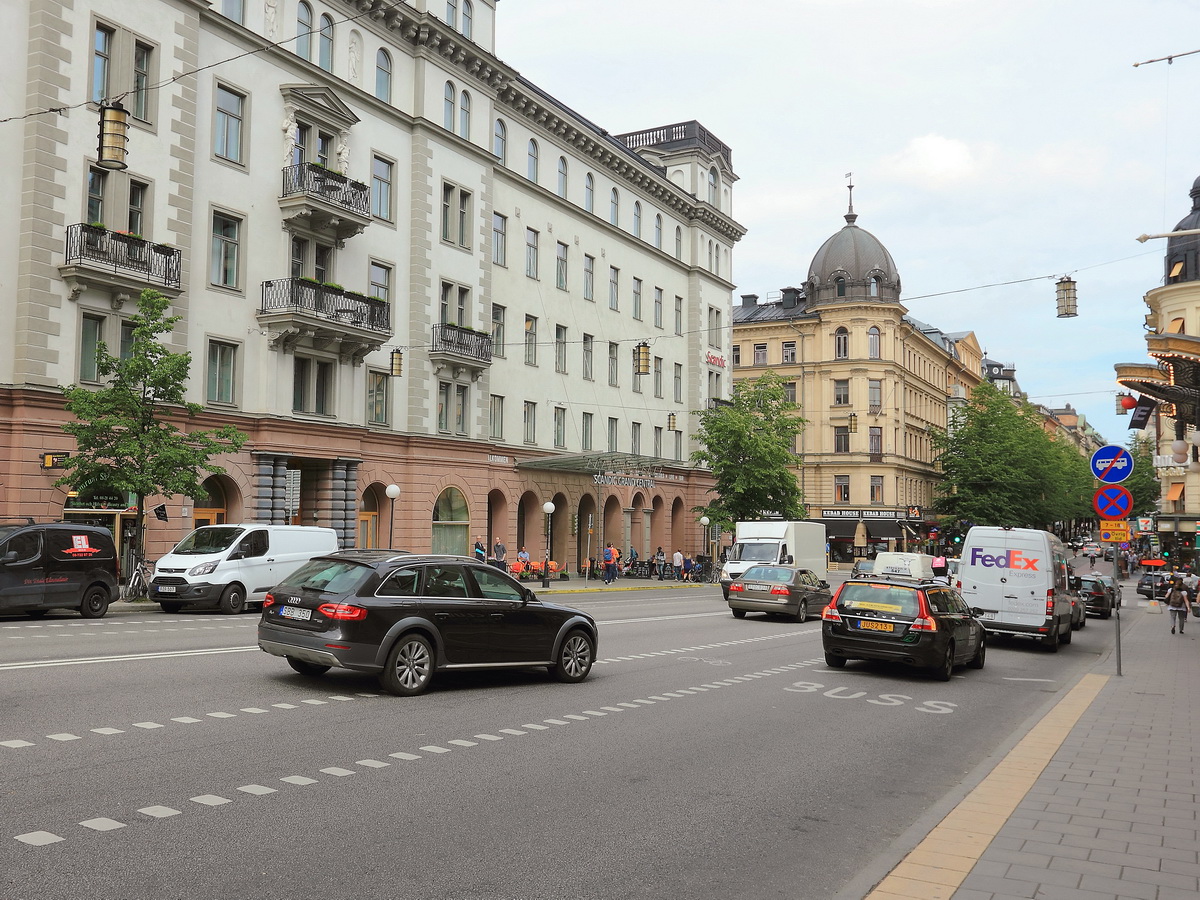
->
[1166,578,1188,635]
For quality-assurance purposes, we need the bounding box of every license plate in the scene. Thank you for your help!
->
[981,611,997,620]
[156,585,175,593]
[280,606,312,621]
[858,620,894,632]
[746,583,770,592]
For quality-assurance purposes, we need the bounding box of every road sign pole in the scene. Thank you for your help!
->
[1114,551,1122,677]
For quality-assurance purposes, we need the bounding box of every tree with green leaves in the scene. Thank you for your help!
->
[57,289,247,565]
[1123,435,1160,517]
[691,372,807,531]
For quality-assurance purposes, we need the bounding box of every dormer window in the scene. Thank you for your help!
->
[835,277,846,297]
[869,276,881,297]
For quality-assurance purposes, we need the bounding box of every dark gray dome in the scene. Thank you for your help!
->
[807,209,901,303]
[1165,175,1200,283]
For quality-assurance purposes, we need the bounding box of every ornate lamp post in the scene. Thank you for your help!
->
[542,501,556,588]
[384,484,400,548]
[699,515,710,569]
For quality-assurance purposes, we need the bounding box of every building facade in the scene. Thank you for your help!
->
[1,0,744,569]
[731,202,980,560]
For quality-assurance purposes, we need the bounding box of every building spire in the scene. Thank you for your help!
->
[845,172,858,225]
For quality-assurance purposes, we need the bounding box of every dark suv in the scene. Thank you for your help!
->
[258,551,598,695]
[821,574,986,681]
[0,519,119,618]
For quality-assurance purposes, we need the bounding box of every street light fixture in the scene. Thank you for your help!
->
[700,515,710,569]
[384,483,400,549]
[542,500,556,588]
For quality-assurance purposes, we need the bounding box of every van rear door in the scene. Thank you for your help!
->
[959,532,1050,629]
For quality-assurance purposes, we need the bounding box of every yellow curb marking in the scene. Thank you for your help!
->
[864,671,1109,900]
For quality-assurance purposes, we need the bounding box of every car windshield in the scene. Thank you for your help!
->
[742,566,792,583]
[276,558,373,594]
[171,527,245,555]
[836,582,921,617]
[736,544,778,562]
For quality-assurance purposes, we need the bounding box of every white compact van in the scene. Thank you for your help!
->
[872,552,936,580]
[958,526,1073,651]
[150,524,338,614]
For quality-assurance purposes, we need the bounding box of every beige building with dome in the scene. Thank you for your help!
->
[732,199,982,561]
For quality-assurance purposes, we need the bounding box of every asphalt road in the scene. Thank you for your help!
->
[0,580,1124,900]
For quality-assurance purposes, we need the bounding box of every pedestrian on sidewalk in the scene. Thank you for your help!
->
[655,547,666,580]
[672,548,684,581]
[1166,578,1188,634]
[602,543,616,585]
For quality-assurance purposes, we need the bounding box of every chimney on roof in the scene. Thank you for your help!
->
[740,294,759,307]
[781,286,800,309]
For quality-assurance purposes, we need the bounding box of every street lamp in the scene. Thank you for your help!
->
[700,515,711,573]
[542,501,556,588]
[384,483,400,549]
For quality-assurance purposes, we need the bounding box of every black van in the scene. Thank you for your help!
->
[0,519,119,618]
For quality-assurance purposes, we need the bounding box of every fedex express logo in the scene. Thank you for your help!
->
[969,548,1040,571]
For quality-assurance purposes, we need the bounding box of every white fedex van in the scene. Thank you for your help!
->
[150,524,338,614]
[957,526,1073,651]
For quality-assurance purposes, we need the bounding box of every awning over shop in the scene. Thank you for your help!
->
[867,519,904,539]
[1166,482,1185,502]
[817,519,859,539]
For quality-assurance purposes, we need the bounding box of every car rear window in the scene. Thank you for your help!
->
[742,566,791,582]
[277,559,372,594]
[836,583,920,616]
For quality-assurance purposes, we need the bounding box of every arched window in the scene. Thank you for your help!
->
[432,486,469,556]
[675,226,682,259]
[459,90,470,139]
[557,157,568,197]
[375,49,392,102]
[707,240,714,270]
[869,275,881,297]
[654,214,663,249]
[835,276,846,297]
[462,0,473,39]
[443,81,455,130]
[633,201,642,238]
[493,118,506,164]
[834,327,849,360]
[715,243,721,277]
[708,167,719,205]
[868,326,881,359]
[318,14,334,71]
[445,0,458,29]
[609,188,619,225]
[527,139,539,182]
[584,172,594,212]
[296,2,313,59]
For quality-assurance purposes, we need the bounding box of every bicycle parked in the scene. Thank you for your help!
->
[122,555,151,602]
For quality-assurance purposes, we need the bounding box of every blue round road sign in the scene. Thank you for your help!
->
[1089,445,1134,484]
[1093,485,1133,520]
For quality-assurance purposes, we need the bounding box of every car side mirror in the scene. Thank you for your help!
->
[782,554,794,564]
[1069,577,1081,590]
[0,550,15,565]
[523,589,536,604]
[971,607,985,617]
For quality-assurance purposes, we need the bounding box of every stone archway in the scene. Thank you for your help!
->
[576,493,598,575]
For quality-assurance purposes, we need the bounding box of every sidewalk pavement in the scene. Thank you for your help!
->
[855,578,1200,900]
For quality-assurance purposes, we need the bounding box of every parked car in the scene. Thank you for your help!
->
[258,551,598,696]
[1081,543,1101,558]
[1074,575,1114,619]
[1093,573,1122,608]
[727,565,831,623]
[850,559,875,579]
[820,573,986,681]
[0,518,119,619]
[1136,572,1169,599]
[1067,589,1087,630]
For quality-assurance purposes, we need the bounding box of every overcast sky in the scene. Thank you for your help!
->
[496,0,1200,449]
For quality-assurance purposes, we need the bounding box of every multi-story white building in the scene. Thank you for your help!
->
[1,0,744,569]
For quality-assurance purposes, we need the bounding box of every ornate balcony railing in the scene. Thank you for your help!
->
[64,224,181,289]
[280,163,370,217]
[431,323,493,364]
[260,278,390,332]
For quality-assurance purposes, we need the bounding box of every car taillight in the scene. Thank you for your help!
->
[263,593,277,608]
[1046,591,1055,618]
[910,616,937,632]
[770,585,790,595]
[729,582,744,593]
[821,602,841,622]
[317,603,368,621]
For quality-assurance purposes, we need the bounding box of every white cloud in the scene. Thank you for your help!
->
[881,135,990,188]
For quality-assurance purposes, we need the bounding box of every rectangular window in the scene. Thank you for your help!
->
[371,156,393,220]
[782,341,797,364]
[524,315,537,365]
[582,334,594,381]
[523,401,537,443]
[437,381,451,432]
[92,25,113,104]
[367,371,389,425]
[133,42,152,121]
[632,350,642,394]
[454,384,468,435]
[119,321,136,360]
[525,228,539,278]
[221,0,244,22]
[631,422,641,455]
[554,407,567,448]
[753,343,767,366]
[870,475,884,504]
[608,342,619,386]
[583,254,595,301]
[869,426,883,455]
[491,304,506,356]
[834,426,849,453]
[581,412,593,451]
[210,212,241,288]
[834,379,850,405]
[674,363,683,403]
[290,236,307,279]
[80,314,103,382]
[369,262,391,302]
[783,382,796,403]
[214,85,245,164]
[87,168,106,225]
[607,417,618,452]
[707,307,722,347]
[314,243,332,284]
[293,357,334,415]
[207,340,237,404]
[608,266,619,310]
[556,242,568,290]
[440,183,471,247]
[632,278,643,320]
[732,344,741,367]
[555,325,567,373]
[492,213,507,266]
[653,357,663,398]
[869,379,883,414]
[674,430,682,461]
[675,296,683,335]
[653,426,663,458]
[490,395,504,439]
[653,287,663,328]
[127,181,147,236]
[834,475,850,503]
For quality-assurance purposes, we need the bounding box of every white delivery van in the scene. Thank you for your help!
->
[872,552,935,580]
[150,524,339,614]
[720,521,827,599]
[957,526,1073,651]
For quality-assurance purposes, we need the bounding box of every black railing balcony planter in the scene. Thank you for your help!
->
[260,278,391,332]
[60,223,182,295]
[278,163,371,241]
[429,323,494,379]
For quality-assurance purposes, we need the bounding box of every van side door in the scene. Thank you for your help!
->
[0,529,45,611]
[232,529,274,597]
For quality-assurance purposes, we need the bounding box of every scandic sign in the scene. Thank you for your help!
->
[968,548,1040,570]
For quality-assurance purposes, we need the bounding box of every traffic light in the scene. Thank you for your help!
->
[953,535,962,544]
[1163,547,1172,558]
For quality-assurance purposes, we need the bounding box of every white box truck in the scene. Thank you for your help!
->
[719,521,827,600]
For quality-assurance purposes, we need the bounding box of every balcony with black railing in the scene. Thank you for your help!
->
[429,323,493,379]
[59,224,182,301]
[278,163,372,241]
[259,278,391,360]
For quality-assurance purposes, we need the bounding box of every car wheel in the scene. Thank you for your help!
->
[551,629,594,683]
[1101,606,1112,620]
[218,583,245,615]
[1078,614,1086,629]
[1061,622,1072,644]
[968,635,985,669]
[79,586,110,619]
[287,657,331,678]
[731,608,747,619]
[1043,627,1059,653]
[379,633,434,696]
[824,652,846,668]
[721,588,730,602]
[933,642,955,681]
[160,602,182,614]
[792,600,808,624]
